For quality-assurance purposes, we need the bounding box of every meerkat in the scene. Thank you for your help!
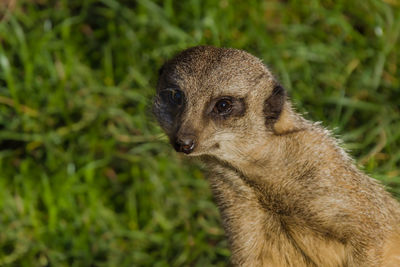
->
[152,46,400,266]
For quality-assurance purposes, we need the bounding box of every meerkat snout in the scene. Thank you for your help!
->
[174,133,196,154]
[153,46,400,266]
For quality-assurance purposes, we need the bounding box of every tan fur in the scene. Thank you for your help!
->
[382,229,400,266]
[153,46,400,266]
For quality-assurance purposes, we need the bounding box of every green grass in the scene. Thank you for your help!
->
[0,0,399,266]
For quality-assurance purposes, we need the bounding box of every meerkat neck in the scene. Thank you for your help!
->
[212,117,339,184]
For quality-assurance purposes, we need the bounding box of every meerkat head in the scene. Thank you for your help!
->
[153,46,298,160]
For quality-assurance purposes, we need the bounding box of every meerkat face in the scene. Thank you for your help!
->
[153,46,287,160]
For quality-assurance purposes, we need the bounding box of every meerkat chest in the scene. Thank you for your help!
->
[207,166,347,267]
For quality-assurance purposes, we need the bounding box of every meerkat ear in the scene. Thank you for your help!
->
[264,84,297,134]
[264,84,285,124]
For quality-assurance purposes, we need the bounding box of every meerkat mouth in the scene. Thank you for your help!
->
[181,143,195,154]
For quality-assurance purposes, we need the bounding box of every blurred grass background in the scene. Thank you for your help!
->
[0,0,399,266]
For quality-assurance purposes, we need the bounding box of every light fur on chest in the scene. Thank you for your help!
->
[208,164,349,267]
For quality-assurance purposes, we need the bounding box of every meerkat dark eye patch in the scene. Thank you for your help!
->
[160,88,184,106]
[158,64,166,76]
[264,84,286,125]
[210,97,246,119]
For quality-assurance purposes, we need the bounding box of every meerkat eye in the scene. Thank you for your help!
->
[169,89,183,105]
[161,88,184,106]
[214,99,233,115]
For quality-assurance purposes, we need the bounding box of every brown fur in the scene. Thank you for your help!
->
[153,46,400,266]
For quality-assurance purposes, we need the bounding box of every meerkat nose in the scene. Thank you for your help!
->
[175,136,196,154]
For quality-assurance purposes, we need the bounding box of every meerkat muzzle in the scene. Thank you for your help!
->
[174,135,196,154]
